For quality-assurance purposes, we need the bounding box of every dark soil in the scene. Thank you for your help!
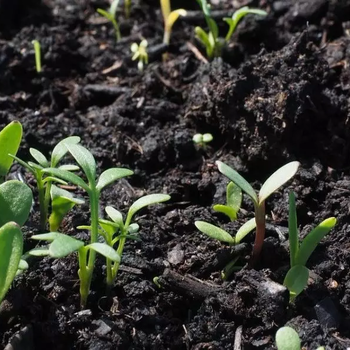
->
[1,0,350,348]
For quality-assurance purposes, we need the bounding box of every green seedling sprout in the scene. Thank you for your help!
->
[161,0,187,47]
[283,192,336,299]
[213,182,242,221]
[31,143,133,308]
[195,2,267,59]
[97,0,121,41]
[125,0,131,18]
[49,185,84,232]
[0,222,24,304]
[275,326,301,350]
[32,40,42,73]
[0,121,33,227]
[192,133,213,148]
[11,136,80,230]
[131,40,149,71]
[84,193,170,289]
[216,161,300,264]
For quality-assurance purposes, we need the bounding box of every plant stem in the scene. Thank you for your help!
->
[125,0,131,18]
[112,19,121,41]
[250,202,266,266]
[111,227,127,283]
[78,247,89,308]
[37,176,47,230]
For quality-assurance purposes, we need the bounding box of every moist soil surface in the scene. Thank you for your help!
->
[1,0,350,349]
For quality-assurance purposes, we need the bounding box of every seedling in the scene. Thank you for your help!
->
[11,136,81,230]
[161,0,187,46]
[49,185,84,232]
[131,40,149,71]
[216,161,300,264]
[283,192,336,299]
[195,2,267,59]
[275,327,301,350]
[212,182,242,221]
[125,0,131,18]
[0,222,26,304]
[32,143,133,307]
[97,0,121,41]
[192,133,213,148]
[32,40,42,73]
[0,121,33,227]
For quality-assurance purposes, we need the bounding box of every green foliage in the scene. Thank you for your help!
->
[192,133,213,148]
[0,222,23,304]
[275,327,301,350]
[11,136,80,230]
[283,192,336,299]
[32,40,42,73]
[213,182,242,221]
[195,2,267,59]
[0,121,23,181]
[97,0,121,41]
[131,40,149,71]
[216,161,299,263]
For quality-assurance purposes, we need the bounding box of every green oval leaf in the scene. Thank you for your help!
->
[28,247,50,256]
[296,217,336,266]
[259,161,300,204]
[235,217,256,243]
[49,234,84,258]
[51,136,81,167]
[29,148,49,168]
[283,265,309,300]
[213,205,237,221]
[216,161,258,204]
[42,168,89,192]
[275,326,301,350]
[31,232,61,242]
[195,221,234,244]
[58,164,80,171]
[226,182,242,212]
[0,222,23,303]
[126,194,170,225]
[96,168,134,192]
[86,243,120,262]
[105,206,124,226]
[0,121,22,179]
[0,180,33,227]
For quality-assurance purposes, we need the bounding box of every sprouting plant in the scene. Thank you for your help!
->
[0,222,28,304]
[125,0,131,18]
[79,193,170,289]
[283,192,336,300]
[131,40,149,71]
[213,182,242,221]
[161,0,187,46]
[192,133,213,148]
[11,136,81,230]
[275,327,301,350]
[97,0,121,41]
[216,161,300,264]
[29,143,133,308]
[0,121,33,227]
[32,40,42,73]
[49,185,84,232]
[195,2,267,59]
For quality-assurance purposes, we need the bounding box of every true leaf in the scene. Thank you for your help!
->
[86,243,120,262]
[195,221,235,244]
[235,217,256,243]
[51,136,80,167]
[105,206,124,227]
[42,168,89,192]
[283,265,309,300]
[96,168,133,192]
[216,161,258,204]
[0,180,33,226]
[259,161,300,204]
[295,217,336,266]
[29,148,49,168]
[0,222,23,303]
[0,121,22,179]
[49,235,84,258]
[275,326,301,350]
[226,182,242,212]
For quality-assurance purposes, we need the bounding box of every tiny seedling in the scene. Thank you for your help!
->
[161,0,187,46]
[0,222,25,304]
[97,0,121,41]
[216,161,300,264]
[195,2,267,59]
[11,136,81,230]
[212,181,242,221]
[32,40,42,73]
[49,184,85,232]
[131,40,149,71]
[275,326,301,350]
[192,133,213,148]
[31,143,133,308]
[283,192,336,299]
[79,193,170,289]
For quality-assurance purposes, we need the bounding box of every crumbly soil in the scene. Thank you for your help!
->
[1,0,350,349]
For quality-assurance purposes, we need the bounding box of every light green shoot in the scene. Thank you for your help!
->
[97,0,121,41]
[275,327,301,350]
[192,133,213,148]
[131,40,149,71]
[32,40,42,73]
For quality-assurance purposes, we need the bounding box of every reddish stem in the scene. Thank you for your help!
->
[250,201,266,266]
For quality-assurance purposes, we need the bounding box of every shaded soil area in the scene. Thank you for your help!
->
[1,0,350,348]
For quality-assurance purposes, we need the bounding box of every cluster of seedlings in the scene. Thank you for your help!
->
[0,120,337,347]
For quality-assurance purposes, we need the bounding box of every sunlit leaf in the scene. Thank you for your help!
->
[49,235,84,258]
[86,243,120,262]
[42,168,89,192]
[167,9,187,30]
[96,168,133,192]
[283,265,309,300]
[51,136,80,167]
[275,326,301,350]
[195,221,234,244]
[213,204,237,221]
[28,247,50,256]
[31,232,61,242]
[29,148,49,168]
[235,217,256,243]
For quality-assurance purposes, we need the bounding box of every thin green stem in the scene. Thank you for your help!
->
[112,18,121,41]
[111,226,127,282]
[125,0,131,18]
[37,175,47,230]
[250,202,266,266]
[78,247,89,308]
